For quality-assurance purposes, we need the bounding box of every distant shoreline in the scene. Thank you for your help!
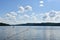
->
[0,23,60,26]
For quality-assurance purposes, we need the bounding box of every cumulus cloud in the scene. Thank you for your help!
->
[6,13,12,17]
[31,13,37,21]
[23,10,60,23]
[10,12,17,16]
[0,17,9,23]
[14,10,60,23]
[41,10,60,23]
[1,6,60,24]
[24,14,30,18]
[25,5,32,11]
[6,13,16,19]
[17,5,32,14]
[40,1,44,3]
[0,17,3,22]
[32,16,37,21]
[40,4,44,7]
[19,6,25,13]
[3,13,17,24]
[48,10,56,17]
[40,0,44,7]
[0,5,33,24]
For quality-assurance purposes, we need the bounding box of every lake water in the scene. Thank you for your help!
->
[0,26,60,40]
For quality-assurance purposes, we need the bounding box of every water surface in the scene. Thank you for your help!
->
[0,26,60,40]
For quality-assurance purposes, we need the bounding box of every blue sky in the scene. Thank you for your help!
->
[0,0,60,15]
[0,0,60,24]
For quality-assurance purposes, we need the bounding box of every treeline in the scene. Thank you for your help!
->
[15,23,60,26]
[0,23,10,26]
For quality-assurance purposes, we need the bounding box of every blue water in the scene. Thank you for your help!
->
[0,26,60,40]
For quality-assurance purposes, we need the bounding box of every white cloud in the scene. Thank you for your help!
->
[16,10,60,24]
[48,10,56,17]
[40,0,44,7]
[6,13,16,20]
[31,13,37,21]
[19,6,25,13]
[25,5,32,11]
[41,10,60,23]
[40,1,44,3]
[17,5,32,14]
[0,17,3,22]
[6,13,12,17]
[24,14,30,18]
[40,4,44,7]
[0,17,9,23]
[10,12,17,16]
[1,9,60,24]
[32,16,37,21]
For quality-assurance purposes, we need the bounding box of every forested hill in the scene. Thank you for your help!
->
[15,23,60,26]
[0,23,60,26]
[0,23,10,26]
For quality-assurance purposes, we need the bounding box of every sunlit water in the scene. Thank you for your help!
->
[0,26,60,40]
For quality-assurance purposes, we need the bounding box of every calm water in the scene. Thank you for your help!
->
[0,26,60,40]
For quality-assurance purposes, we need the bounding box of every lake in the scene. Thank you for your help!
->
[0,26,60,40]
